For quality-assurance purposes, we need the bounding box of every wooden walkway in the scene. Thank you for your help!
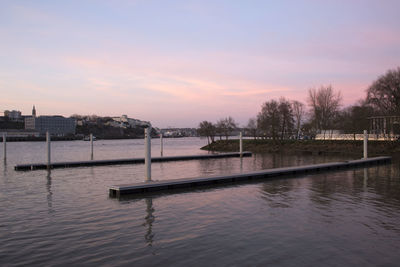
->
[109,156,391,197]
[14,152,252,171]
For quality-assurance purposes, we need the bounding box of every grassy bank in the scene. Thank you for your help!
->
[202,139,399,156]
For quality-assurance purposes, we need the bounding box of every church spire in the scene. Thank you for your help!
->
[32,105,36,117]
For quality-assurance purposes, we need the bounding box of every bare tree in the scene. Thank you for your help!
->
[292,100,305,139]
[257,100,280,140]
[225,117,237,139]
[278,98,294,140]
[337,102,375,140]
[246,117,258,140]
[307,85,342,138]
[198,121,216,145]
[216,119,225,140]
[257,99,295,140]
[216,117,237,140]
[366,67,400,115]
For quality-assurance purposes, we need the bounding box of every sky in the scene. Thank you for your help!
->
[1,0,399,128]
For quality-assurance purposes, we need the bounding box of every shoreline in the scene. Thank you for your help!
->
[1,135,197,142]
[201,139,400,157]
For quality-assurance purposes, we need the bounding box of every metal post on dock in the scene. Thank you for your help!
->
[160,134,163,157]
[46,131,51,169]
[239,132,243,157]
[363,130,368,159]
[2,133,6,161]
[145,127,152,181]
[90,133,94,160]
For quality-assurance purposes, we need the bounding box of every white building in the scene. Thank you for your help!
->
[111,115,151,128]
[4,110,22,122]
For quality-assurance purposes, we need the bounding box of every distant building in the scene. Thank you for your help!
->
[368,116,400,140]
[25,116,76,136]
[4,110,23,122]
[161,128,198,137]
[111,115,151,128]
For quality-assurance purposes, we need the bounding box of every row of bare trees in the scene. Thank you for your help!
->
[198,117,238,145]
[253,85,370,140]
[198,67,400,142]
[256,98,296,140]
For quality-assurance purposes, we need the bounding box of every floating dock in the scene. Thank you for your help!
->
[109,156,391,197]
[14,152,252,171]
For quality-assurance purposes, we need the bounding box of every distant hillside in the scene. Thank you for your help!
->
[72,114,157,139]
[76,124,157,139]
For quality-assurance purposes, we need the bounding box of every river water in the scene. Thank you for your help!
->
[1,138,400,266]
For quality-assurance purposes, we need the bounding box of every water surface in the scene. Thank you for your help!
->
[1,138,400,266]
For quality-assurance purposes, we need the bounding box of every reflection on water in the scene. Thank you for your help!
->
[364,167,368,189]
[1,138,400,266]
[46,170,54,214]
[144,198,155,247]
[2,160,6,176]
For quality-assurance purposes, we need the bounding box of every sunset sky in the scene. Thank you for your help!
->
[1,0,399,127]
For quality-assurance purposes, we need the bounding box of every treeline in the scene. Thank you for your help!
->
[198,67,400,143]
[198,117,238,144]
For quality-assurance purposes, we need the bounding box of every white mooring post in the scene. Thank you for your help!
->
[363,130,368,159]
[160,134,163,157]
[90,133,94,160]
[46,131,51,169]
[239,132,243,157]
[145,127,152,181]
[3,133,6,161]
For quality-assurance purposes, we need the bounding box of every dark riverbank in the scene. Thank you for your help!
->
[202,139,399,156]
[0,136,150,142]
[1,136,80,142]
[1,135,188,142]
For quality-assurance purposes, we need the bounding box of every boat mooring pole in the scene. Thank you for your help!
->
[145,127,152,181]
[160,134,163,157]
[2,133,6,162]
[363,130,368,159]
[46,131,51,169]
[90,133,94,160]
[240,132,243,157]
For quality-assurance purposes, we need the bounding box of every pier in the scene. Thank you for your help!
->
[14,152,252,171]
[109,156,391,197]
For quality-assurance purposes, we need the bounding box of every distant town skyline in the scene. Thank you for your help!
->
[1,0,400,128]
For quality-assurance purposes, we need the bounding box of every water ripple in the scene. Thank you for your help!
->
[1,139,400,266]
